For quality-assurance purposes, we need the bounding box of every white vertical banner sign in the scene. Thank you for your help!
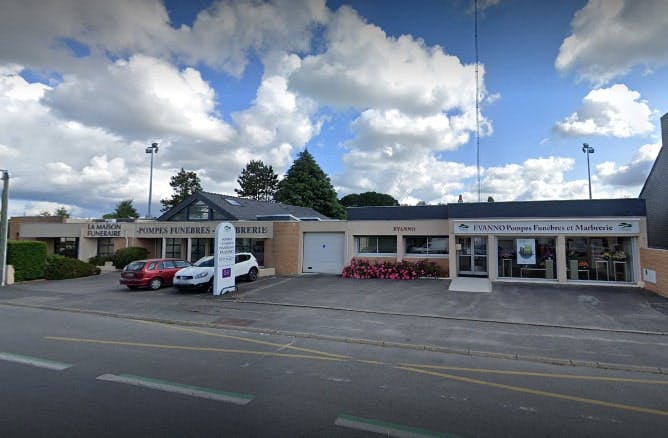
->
[516,238,536,265]
[213,222,236,296]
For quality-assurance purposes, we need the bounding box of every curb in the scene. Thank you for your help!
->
[0,300,664,376]
[230,298,668,336]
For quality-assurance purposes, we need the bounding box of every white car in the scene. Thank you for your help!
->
[173,252,259,291]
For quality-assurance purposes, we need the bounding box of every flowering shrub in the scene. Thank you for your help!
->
[342,258,443,280]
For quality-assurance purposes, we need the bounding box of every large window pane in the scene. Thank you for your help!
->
[356,236,397,254]
[405,236,448,255]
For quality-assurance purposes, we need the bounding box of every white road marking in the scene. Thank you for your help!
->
[0,352,72,371]
[97,374,254,405]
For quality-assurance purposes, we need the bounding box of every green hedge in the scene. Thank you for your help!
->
[44,254,100,280]
[112,246,149,269]
[7,240,47,281]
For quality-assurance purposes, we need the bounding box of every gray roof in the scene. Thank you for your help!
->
[158,191,331,221]
[347,199,646,221]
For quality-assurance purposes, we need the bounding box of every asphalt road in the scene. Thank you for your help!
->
[0,274,667,437]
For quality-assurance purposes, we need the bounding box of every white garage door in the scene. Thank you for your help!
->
[303,232,345,274]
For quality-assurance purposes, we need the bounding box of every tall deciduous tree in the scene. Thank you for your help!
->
[340,191,399,207]
[103,200,140,219]
[235,160,279,201]
[274,150,345,219]
[160,168,202,212]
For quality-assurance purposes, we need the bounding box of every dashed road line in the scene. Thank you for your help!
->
[335,414,460,438]
[0,352,72,371]
[97,373,254,405]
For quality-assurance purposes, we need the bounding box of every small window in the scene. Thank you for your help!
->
[356,236,397,255]
[187,201,210,220]
[225,199,241,206]
[405,236,449,255]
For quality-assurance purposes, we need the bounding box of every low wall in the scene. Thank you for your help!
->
[640,248,668,298]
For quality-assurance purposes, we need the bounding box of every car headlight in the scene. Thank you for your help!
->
[195,272,208,279]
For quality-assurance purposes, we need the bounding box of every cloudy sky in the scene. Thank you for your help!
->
[1,0,666,218]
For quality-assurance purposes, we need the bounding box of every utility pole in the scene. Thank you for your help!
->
[0,170,9,286]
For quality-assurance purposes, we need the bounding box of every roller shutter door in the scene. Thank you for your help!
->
[302,232,345,274]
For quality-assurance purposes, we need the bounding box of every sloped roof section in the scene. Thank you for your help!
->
[157,191,331,222]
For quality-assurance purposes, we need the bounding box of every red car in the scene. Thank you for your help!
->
[120,258,191,290]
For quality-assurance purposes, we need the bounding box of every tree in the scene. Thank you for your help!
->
[40,206,70,217]
[235,160,279,201]
[274,149,345,219]
[160,168,202,212]
[103,200,140,219]
[340,192,399,207]
[487,196,495,202]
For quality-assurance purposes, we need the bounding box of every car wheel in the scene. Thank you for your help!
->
[206,278,213,293]
[149,277,163,290]
[247,267,258,282]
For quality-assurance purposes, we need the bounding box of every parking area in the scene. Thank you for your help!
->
[3,272,666,334]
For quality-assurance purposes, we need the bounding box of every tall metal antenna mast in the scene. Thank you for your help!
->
[475,0,481,202]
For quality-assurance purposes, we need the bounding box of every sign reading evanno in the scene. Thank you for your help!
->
[454,220,640,235]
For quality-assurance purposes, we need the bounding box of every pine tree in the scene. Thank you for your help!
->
[235,160,279,201]
[103,200,140,219]
[160,168,203,212]
[274,150,345,219]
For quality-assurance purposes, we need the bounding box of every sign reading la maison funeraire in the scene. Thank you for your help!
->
[454,219,640,235]
[84,221,273,238]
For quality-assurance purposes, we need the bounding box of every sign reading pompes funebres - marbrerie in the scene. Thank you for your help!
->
[454,219,640,235]
[213,222,235,296]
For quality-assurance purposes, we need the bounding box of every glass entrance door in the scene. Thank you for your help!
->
[457,236,488,276]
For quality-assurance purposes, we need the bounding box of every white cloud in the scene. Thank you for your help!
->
[596,141,661,187]
[554,84,654,138]
[45,55,235,143]
[556,0,668,84]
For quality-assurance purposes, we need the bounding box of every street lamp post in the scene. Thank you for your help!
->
[582,142,594,200]
[0,170,9,287]
[145,142,159,218]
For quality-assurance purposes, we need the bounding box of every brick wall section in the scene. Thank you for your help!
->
[640,248,668,298]
[271,222,300,275]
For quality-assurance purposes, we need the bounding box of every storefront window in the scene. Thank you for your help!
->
[165,238,182,258]
[498,237,556,280]
[356,236,397,255]
[191,238,211,262]
[566,237,633,282]
[236,238,265,266]
[97,238,114,257]
[56,237,78,259]
[405,236,449,256]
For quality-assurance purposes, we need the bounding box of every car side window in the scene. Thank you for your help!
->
[163,260,176,269]
[175,260,190,268]
[240,254,250,262]
[148,262,157,270]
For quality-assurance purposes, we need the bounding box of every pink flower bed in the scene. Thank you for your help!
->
[342,258,443,280]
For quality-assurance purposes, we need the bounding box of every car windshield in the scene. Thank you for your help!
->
[124,261,145,271]
[194,257,214,267]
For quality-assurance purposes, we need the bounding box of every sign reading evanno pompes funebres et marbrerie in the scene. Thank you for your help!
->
[454,219,640,235]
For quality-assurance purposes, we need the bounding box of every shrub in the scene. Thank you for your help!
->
[44,254,100,280]
[111,246,149,269]
[88,255,113,266]
[342,258,443,280]
[7,240,47,281]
